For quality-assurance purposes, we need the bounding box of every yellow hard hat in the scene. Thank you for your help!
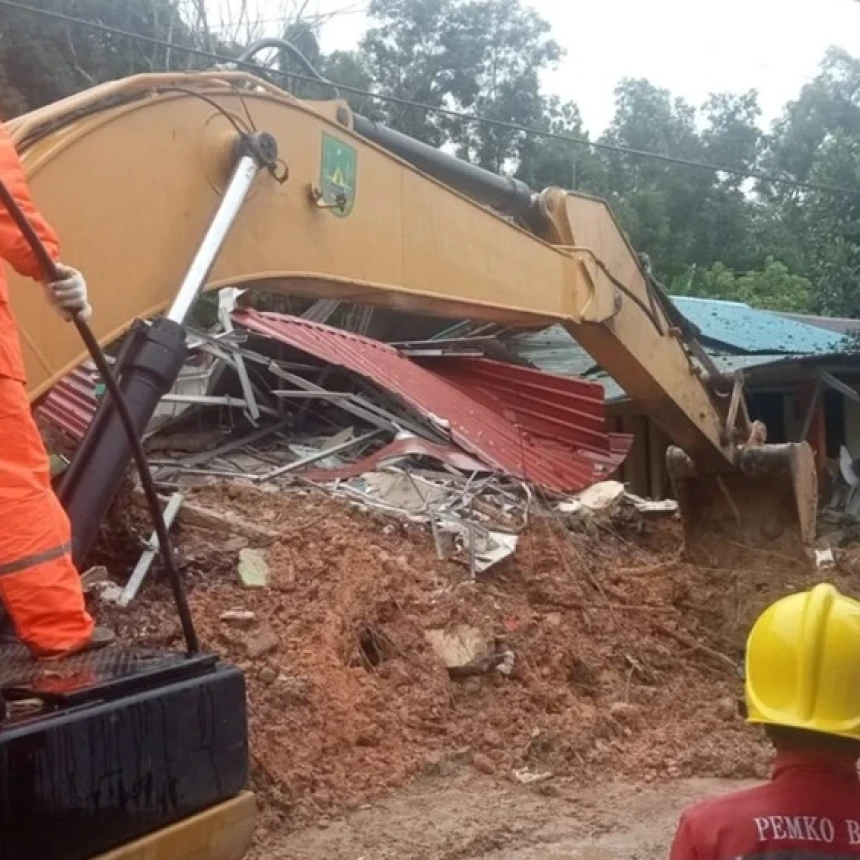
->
[745,583,860,740]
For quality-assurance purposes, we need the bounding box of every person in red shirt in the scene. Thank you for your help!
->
[670,582,860,860]
[0,120,114,659]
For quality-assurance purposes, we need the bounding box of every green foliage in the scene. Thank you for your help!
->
[0,0,217,117]
[515,96,600,191]
[672,260,813,313]
[3,0,860,324]
[359,0,560,167]
[441,0,561,171]
[358,0,468,146]
[754,48,860,318]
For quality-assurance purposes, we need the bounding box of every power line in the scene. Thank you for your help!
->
[2,0,858,197]
[208,5,369,34]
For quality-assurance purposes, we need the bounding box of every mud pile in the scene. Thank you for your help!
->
[96,483,843,832]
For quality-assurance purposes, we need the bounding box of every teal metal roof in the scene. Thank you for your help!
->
[673,297,847,354]
[584,353,800,403]
[506,298,857,404]
[506,325,597,379]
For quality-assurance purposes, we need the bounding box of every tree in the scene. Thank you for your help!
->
[3,0,857,326]
[358,0,561,167]
[760,48,860,316]
[358,0,467,146]
[515,96,603,192]
[672,259,813,313]
[0,0,219,117]
[440,0,560,171]
[594,79,710,279]
[317,50,380,117]
[806,133,860,316]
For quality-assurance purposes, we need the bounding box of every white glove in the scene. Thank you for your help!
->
[44,263,92,322]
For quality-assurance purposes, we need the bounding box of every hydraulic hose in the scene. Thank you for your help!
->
[0,179,199,654]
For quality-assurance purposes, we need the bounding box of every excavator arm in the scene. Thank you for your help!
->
[6,71,816,559]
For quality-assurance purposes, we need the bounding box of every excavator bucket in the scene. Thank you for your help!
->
[665,442,818,566]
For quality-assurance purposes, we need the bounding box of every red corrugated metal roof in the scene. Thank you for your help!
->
[235,310,630,493]
[35,351,218,443]
[36,363,99,442]
[416,356,617,456]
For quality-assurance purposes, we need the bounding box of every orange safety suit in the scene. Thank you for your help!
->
[0,121,94,657]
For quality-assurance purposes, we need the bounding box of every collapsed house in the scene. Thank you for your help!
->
[35,297,639,589]
[507,297,860,503]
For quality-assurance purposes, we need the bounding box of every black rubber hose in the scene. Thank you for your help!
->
[0,179,199,654]
[234,38,340,98]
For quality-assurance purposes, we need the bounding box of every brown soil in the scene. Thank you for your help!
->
[93,483,856,847]
[249,772,755,860]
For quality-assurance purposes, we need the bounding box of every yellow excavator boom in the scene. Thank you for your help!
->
[6,71,817,557]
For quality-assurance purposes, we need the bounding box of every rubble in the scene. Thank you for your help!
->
[110,308,631,500]
[220,609,257,626]
[90,579,124,604]
[258,666,278,685]
[558,481,678,521]
[89,477,847,835]
[559,480,626,513]
[131,491,280,543]
[45,301,828,837]
[44,307,635,607]
[119,492,184,607]
[815,547,836,569]
[80,565,110,591]
[238,549,270,588]
[513,767,553,785]
[242,623,279,659]
[425,625,489,671]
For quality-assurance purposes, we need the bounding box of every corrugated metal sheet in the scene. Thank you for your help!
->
[581,353,805,404]
[35,351,222,443]
[234,310,631,493]
[423,356,617,455]
[775,311,859,336]
[36,362,100,442]
[507,325,599,379]
[507,300,849,403]
[673,296,846,354]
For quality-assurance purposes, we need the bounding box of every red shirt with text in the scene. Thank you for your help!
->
[670,751,860,860]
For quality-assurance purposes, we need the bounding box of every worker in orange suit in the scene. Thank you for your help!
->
[0,121,113,659]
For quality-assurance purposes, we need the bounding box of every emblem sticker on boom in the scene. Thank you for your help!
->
[320,133,357,217]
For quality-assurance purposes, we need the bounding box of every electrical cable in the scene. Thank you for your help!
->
[150,86,288,181]
[2,0,859,197]
[235,37,340,97]
[0,178,200,656]
[154,86,248,136]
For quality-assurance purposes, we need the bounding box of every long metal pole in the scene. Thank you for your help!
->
[166,154,261,324]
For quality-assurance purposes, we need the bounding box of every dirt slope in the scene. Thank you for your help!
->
[97,483,843,841]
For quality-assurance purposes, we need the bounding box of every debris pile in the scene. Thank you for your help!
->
[92,476,840,835]
[42,305,846,837]
[46,305,631,588]
[811,445,860,570]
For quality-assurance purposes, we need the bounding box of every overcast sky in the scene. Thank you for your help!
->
[224,0,860,134]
